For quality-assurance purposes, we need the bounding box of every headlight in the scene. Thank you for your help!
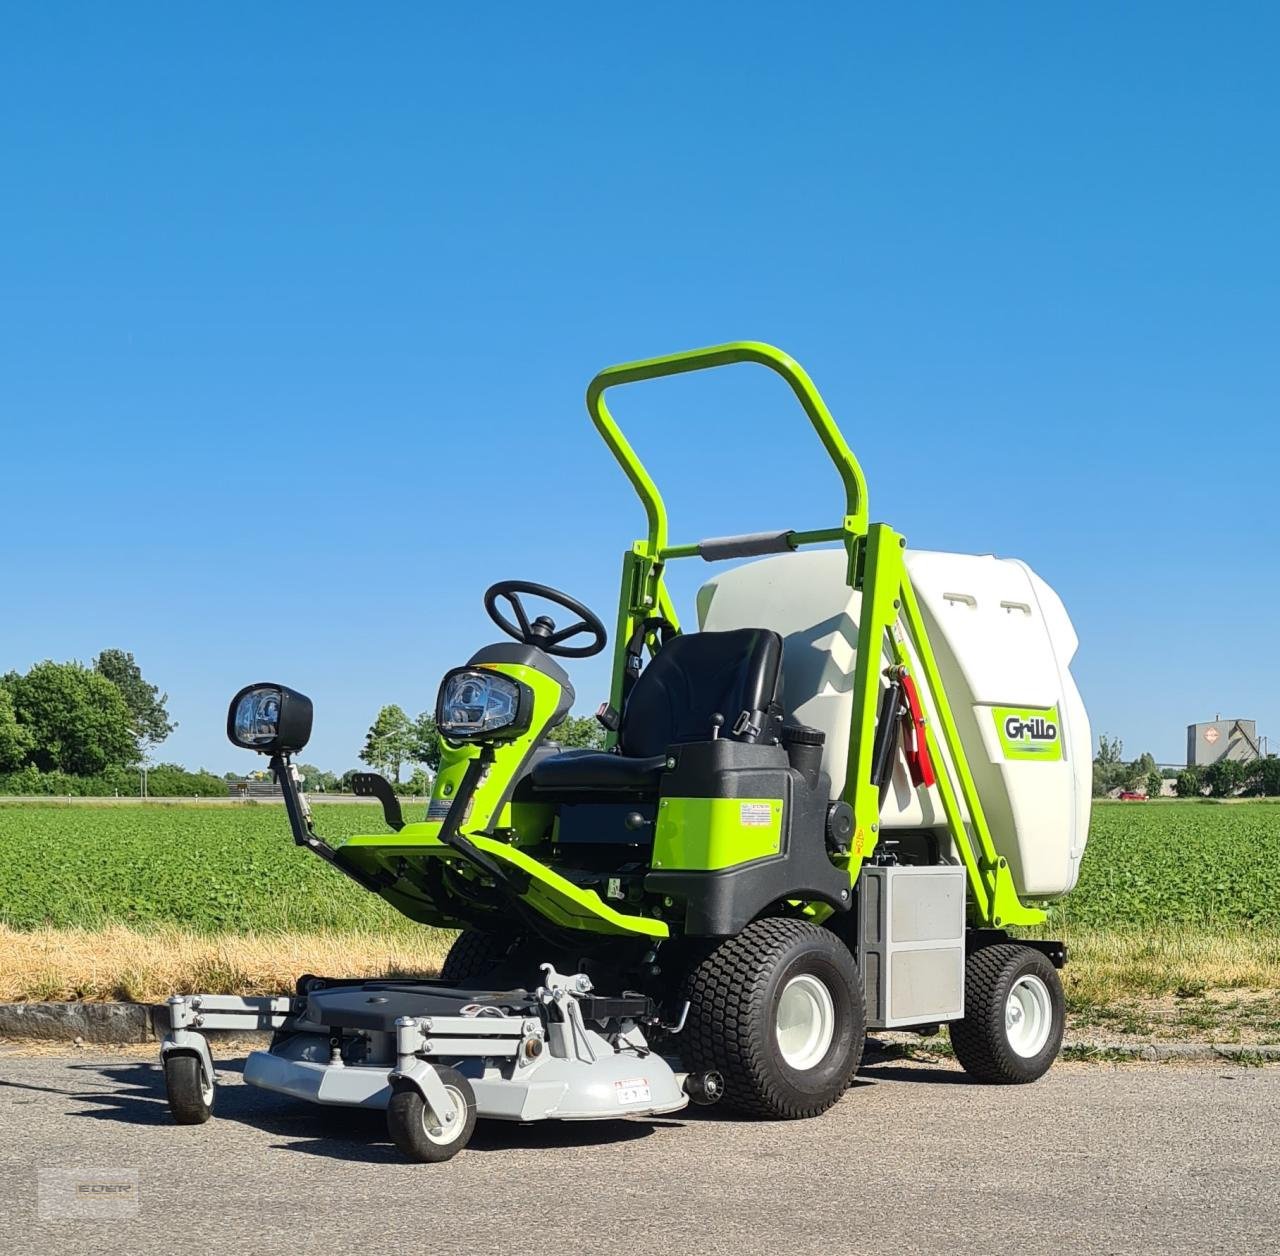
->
[436,669,531,741]
[227,683,314,754]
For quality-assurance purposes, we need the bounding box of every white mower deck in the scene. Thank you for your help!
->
[161,964,714,1161]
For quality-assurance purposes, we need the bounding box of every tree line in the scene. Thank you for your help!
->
[1093,733,1280,800]
[0,652,229,795]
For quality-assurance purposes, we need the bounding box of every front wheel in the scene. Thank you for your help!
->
[439,930,524,985]
[680,917,865,1119]
[950,944,1065,1083]
[164,1053,214,1124]
[386,1068,477,1163]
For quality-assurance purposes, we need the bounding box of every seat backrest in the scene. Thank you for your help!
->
[619,628,783,758]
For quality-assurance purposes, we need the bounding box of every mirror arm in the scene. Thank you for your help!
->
[269,753,397,892]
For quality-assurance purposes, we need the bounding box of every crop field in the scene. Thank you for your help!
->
[1,799,1277,934]
[1043,800,1280,930]
[0,802,428,934]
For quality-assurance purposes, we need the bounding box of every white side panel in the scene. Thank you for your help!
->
[697,546,1091,899]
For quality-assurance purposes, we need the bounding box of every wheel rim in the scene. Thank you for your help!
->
[421,1085,468,1145]
[1005,974,1054,1058]
[775,973,836,1070]
[199,1063,214,1107]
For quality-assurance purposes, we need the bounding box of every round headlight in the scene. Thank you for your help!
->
[436,669,531,741]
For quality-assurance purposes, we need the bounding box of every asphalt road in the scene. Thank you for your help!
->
[1,1047,1276,1256]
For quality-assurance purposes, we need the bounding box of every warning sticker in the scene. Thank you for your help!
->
[615,1078,651,1105]
[740,803,773,827]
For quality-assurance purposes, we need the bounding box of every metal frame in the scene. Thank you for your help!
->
[162,967,695,1126]
[585,342,1044,928]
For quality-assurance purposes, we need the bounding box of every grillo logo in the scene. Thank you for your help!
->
[1004,715,1058,743]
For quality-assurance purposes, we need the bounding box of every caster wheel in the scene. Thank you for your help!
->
[387,1067,477,1162]
[164,1053,214,1124]
[951,944,1065,1083]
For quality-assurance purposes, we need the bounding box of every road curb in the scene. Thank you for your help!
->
[2,1002,1279,1059]
[1064,1041,1280,1063]
[0,1002,271,1045]
[0,1001,152,1044]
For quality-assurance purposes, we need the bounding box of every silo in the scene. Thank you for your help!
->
[1186,719,1261,767]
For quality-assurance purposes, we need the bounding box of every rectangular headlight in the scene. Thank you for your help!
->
[227,683,314,754]
[436,669,531,741]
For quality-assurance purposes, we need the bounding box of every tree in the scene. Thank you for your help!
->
[0,686,31,771]
[296,764,339,793]
[412,712,443,772]
[1093,734,1132,796]
[1092,734,1161,797]
[1174,767,1203,798]
[93,649,175,752]
[1131,752,1158,781]
[360,704,416,782]
[1246,756,1280,797]
[397,766,433,797]
[1203,758,1245,799]
[5,660,138,774]
[551,715,606,749]
[1145,770,1163,800]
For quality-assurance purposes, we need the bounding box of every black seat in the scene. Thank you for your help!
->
[530,747,670,791]
[530,628,783,793]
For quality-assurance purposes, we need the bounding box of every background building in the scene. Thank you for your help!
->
[1187,718,1262,767]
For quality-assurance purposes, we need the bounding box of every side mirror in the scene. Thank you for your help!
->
[227,683,313,755]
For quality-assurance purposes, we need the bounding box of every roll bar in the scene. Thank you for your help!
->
[585,341,870,558]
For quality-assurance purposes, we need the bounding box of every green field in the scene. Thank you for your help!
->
[0,799,1276,934]
[1044,801,1280,930]
[0,803,419,934]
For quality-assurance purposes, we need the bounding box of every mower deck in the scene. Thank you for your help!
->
[161,964,711,1161]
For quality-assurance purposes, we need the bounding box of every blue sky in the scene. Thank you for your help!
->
[1,4,1276,774]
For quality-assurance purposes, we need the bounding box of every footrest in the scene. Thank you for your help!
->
[348,773,405,831]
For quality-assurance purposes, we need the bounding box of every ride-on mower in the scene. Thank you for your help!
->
[162,342,1090,1161]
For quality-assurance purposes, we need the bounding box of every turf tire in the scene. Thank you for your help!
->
[679,917,865,1119]
[950,944,1065,1083]
[439,930,520,985]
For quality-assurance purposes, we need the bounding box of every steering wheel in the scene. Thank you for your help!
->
[483,580,608,659]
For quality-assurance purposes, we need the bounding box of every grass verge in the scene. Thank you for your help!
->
[0,923,452,1003]
[1032,926,1280,1044]
[2,922,1277,1047]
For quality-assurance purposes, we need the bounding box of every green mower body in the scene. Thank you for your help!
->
[318,341,1049,951]
[226,342,1085,1114]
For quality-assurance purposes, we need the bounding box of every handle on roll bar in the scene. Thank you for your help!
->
[585,341,869,556]
[695,530,796,562]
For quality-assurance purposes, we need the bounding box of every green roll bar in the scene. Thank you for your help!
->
[586,341,1044,929]
[586,341,870,558]
[588,341,872,722]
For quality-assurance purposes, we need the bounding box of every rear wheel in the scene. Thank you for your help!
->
[439,930,521,985]
[950,944,1065,1083]
[680,917,865,1119]
[164,1053,213,1124]
[386,1067,477,1163]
